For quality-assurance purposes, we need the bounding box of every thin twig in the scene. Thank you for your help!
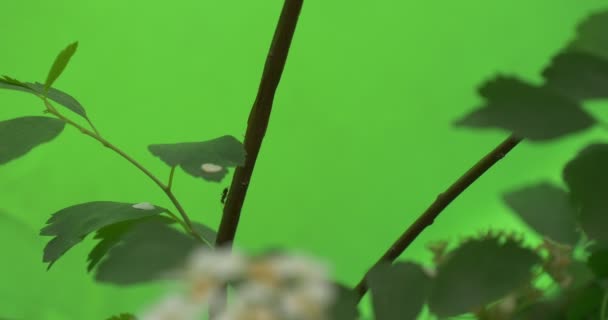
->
[210,0,304,318]
[353,135,522,301]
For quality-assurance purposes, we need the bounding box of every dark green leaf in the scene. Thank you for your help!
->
[105,313,136,320]
[502,182,580,245]
[588,249,608,279]
[40,201,166,269]
[563,143,608,205]
[565,282,603,320]
[428,237,541,318]
[94,217,203,285]
[148,135,246,182]
[0,76,88,119]
[542,52,608,101]
[327,283,360,320]
[567,10,608,60]
[87,215,174,272]
[45,42,78,91]
[454,76,595,141]
[0,116,64,165]
[367,261,432,320]
[27,82,88,119]
[192,221,217,246]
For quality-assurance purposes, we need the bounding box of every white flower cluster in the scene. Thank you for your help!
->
[138,246,337,320]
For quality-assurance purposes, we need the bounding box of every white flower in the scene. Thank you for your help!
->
[201,163,223,173]
[186,246,247,281]
[132,202,155,210]
[138,294,203,320]
[267,253,331,282]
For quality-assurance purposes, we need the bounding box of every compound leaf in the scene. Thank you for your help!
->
[0,116,64,165]
[454,76,595,141]
[542,52,608,101]
[40,201,166,269]
[148,135,246,182]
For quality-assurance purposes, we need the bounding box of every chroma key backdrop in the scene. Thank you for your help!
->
[1,0,608,319]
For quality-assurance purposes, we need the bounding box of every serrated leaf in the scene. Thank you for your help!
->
[327,283,360,320]
[454,76,595,141]
[94,218,203,285]
[45,42,78,91]
[87,215,174,272]
[567,10,608,61]
[502,182,580,245]
[588,249,608,279]
[105,313,136,320]
[0,116,64,165]
[148,135,246,182]
[542,52,608,101]
[367,261,432,320]
[40,201,166,269]
[428,237,541,318]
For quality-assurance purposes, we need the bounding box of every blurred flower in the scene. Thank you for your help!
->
[138,294,203,320]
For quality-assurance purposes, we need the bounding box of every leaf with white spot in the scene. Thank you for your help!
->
[132,202,155,210]
[148,135,246,182]
[0,116,65,165]
[40,201,166,269]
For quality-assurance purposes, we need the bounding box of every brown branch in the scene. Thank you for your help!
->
[209,0,303,318]
[216,0,304,246]
[353,134,523,301]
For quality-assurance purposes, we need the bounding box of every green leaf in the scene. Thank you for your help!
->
[565,282,603,320]
[567,10,608,60]
[87,215,174,272]
[327,283,360,320]
[542,52,608,101]
[562,144,608,245]
[428,237,541,318]
[94,217,205,285]
[502,182,580,245]
[563,143,608,205]
[27,82,88,119]
[105,313,136,320]
[454,76,595,141]
[40,201,166,269]
[0,116,64,165]
[192,221,217,246]
[148,135,246,182]
[588,249,608,279]
[44,42,78,92]
[367,261,432,320]
[0,76,32,91]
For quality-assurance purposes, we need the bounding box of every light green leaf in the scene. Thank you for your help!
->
[148,135,246,182]
[454,76,595,141]
[428,237,541,318]
[502,182,581,245]
[94,218,205,285]
[40,201,166,269]
[44,42,78,92]
[367,261,432,320]
[0,116,64,165]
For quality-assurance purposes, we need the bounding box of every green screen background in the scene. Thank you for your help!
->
[1,1,607,319]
